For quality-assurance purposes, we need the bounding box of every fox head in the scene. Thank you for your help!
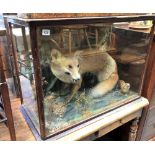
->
[50,49,81,84]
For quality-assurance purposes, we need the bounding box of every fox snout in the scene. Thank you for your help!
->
[72,74,81,83]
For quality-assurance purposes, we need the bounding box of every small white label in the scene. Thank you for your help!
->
[42,29,50,36]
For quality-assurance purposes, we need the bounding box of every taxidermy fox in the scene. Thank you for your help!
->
[50,49,119,104]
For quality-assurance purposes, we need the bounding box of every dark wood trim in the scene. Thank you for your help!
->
[0,47,16,141]
[8,22,23,102]
[29,22,46,139]
[139,21,155,95]
[6,15,155,27]
[3,17,19,97]
[3,17,23,101]
[136,21,155,140]
[31,16,155,27]
[142,42,155,100]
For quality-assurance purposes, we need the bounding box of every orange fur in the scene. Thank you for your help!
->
[50,49,119,101]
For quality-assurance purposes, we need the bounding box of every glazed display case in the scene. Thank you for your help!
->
[5,14,155,140]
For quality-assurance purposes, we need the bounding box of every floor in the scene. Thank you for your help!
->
[0,98,35,141]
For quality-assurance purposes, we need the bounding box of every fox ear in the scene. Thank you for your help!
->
[51,49,62,60]
[74,50,82,59]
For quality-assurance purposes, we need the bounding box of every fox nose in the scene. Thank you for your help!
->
[73,78,80,82]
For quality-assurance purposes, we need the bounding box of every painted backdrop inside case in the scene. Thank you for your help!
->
[18,21,150,137]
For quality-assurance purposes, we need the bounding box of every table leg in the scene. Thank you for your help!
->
[128,117,140,141]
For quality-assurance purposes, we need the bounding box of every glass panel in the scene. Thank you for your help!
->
[22,20,151,138]
[10,25,40,133]
[113,21,150,92]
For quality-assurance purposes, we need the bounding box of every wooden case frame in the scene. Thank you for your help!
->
[4,14,155,140]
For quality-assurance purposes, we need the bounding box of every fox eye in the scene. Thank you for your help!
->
[77,64,79,68]
[65,72,70,75]
[68,65,72,69]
